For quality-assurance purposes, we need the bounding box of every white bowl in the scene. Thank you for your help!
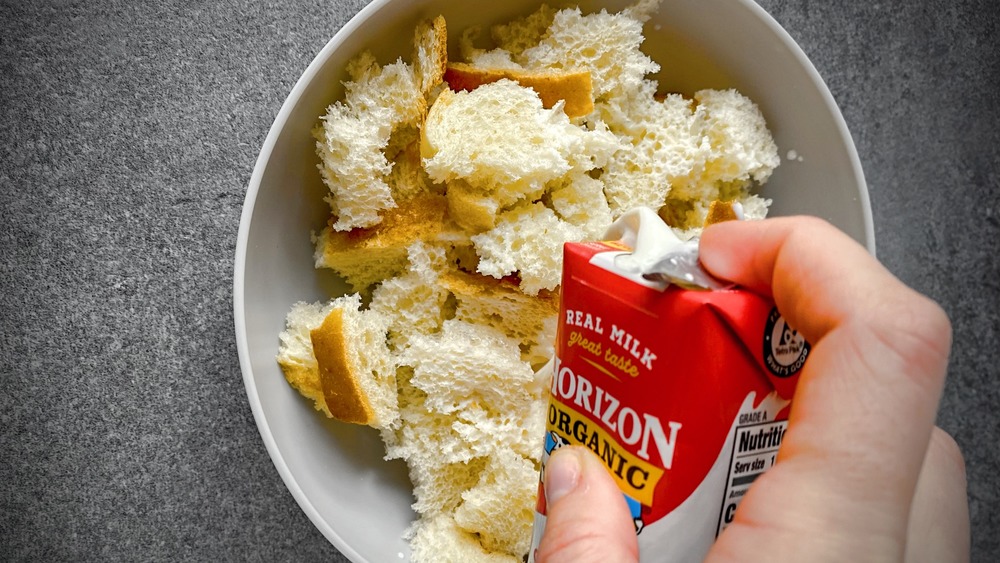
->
[234,1,872,561]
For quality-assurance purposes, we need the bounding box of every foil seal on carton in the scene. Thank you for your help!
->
[528,209,808,562]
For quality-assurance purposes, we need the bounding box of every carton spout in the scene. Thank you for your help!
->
[604,207,730,290]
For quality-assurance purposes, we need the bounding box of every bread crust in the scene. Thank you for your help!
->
[703,200,739,227]
[444,62,594,118]
[310,309,375,425]
[415,15,449,95]
[315,193,449,291]
[279,363,333,418]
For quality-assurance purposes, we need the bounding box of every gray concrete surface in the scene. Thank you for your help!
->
[1,0,996,560]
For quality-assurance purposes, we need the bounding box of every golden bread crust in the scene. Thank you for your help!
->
[310,309,375,425]
[441,268,560,341]
[443,62,594,118]
[277,362,333,418]
[339,192,448,248]
[316,193,449,291]
[703,200,739,227]
[415,15,449,95]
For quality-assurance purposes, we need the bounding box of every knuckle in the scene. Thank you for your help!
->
[872,290,952,373]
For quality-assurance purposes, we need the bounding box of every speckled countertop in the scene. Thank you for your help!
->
[1,0,996,561]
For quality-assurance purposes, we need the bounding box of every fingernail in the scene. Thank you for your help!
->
[546,448,581,504]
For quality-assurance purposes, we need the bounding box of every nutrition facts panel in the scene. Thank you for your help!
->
[716,419,788,535]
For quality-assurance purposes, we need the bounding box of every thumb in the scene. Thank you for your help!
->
[535,446,638,563]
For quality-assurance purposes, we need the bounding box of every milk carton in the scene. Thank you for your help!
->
[528,209,807,561]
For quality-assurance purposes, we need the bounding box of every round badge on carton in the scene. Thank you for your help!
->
[763,307,810,378]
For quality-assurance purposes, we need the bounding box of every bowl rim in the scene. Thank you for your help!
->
[233,1,393,560]
[741,0,873,252]
[233,0,873,560]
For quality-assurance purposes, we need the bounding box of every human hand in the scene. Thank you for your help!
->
[534,217,969,563]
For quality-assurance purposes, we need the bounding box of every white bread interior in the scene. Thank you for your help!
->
[408,514,521,563]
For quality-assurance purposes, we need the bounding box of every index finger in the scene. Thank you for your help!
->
[701,216,891,340]
[699,217,952,559]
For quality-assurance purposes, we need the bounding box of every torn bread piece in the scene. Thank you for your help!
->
[441,268,559,366]
[421,80,618,219]
[519,6,658,99]
[313,58,423,231]
[445,179,501,233]
[310,294,398,428]
[444,62,594,118]
[314,16,448,231]
[470,202,586,295]
[414,15,449,95]
[421,82,575,189]
[276,300,337,418]
[453,448,539,557]
[400,319,536,416]
[369,241,453,350]
[313,193,449,292]
[277,295,397,429]
[408,514,521,563]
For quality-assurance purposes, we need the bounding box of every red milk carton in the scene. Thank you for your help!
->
[528,212,807,562]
